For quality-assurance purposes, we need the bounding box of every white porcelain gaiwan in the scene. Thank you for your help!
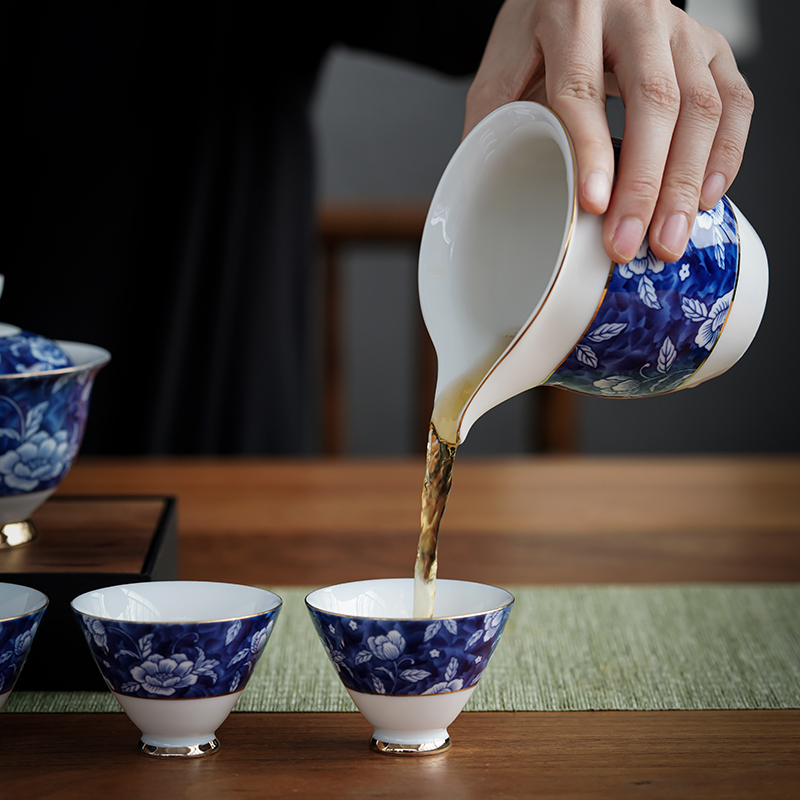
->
[419,101,769,444]
[72,581,282,757]
[306,578,514,755]
[0,333,109,542]
[0,274,110,547]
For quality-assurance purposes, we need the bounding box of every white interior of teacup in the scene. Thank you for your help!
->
[0,582,48,620]
[72,581,281,623]
[306,578,513,619]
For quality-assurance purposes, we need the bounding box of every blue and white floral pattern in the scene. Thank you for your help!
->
[0,332,73,375]
[0,605,46,695]
[0,362,104,496]
[307,605,513,697]
[545,196,739,397]
[74,607,281,699]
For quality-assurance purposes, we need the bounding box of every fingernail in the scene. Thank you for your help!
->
[700,173,726,209]
[612,217,644,263]
[583,172,611,210]
[660,213,690,258]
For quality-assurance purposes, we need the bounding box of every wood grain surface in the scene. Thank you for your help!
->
[3,711,798,799]
[55,455,800,585]
[4,455,798,799]
[12,499,166,573]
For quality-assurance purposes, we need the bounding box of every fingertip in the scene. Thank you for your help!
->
[655,212,691,261]
[581,171,612,214]
[700,172,727,210]
[609,217,645,264]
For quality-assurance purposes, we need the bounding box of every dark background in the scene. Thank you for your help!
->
[313,0,799,456]
[6,1,795,456]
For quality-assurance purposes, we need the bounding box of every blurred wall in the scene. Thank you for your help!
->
[312,0,799,456]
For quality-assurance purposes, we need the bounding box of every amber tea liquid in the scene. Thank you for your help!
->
[413,356,499,618]
[413,338,515,618]
[413,422,457,618]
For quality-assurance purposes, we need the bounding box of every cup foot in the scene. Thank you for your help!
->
[370,737,451,756]
[0,519,37,548]
[138,738,220,758]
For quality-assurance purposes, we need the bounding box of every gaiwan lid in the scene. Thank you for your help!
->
[0,323,74,374]
[0,276,74,375]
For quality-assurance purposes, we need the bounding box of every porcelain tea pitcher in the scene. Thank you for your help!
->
[418,101,768,445]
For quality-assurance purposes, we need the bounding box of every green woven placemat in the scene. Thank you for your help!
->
[8,584,800,713]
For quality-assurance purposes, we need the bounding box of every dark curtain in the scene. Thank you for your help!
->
[6,0,685,454]
[5,2,500,454]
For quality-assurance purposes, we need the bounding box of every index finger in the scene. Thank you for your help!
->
[463,0,544,139]
[539,3,615,216]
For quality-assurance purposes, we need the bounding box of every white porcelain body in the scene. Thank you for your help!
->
[113,691,244,750]
[347,687,477,749]
[306,579,514,754]
[418,101,768,443]
[0,489,57,528]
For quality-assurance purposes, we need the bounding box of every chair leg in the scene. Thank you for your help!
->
[537,386,579,453]
[322,242,345,455]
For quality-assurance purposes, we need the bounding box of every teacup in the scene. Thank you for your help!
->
[419,100,769,444]
[72,581,282,757]
[0,582,48,710]
[306,578,514,755]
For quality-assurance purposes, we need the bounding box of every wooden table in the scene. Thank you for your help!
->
[4,455,800,798]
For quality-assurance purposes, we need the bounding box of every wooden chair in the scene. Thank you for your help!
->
[317,201,578,455]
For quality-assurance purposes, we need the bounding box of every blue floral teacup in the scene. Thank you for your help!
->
[0,582,48,710]
[0,325,109,547]
[72,581,282,757]
[306,578,514,755]
[419,101,769,445]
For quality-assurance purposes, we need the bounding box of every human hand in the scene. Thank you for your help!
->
[463,0,754,264]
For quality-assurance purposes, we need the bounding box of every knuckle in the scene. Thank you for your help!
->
[726,79,755,117]
[554,71,605,105]
[684,84,723,123]
[466,72,511,111]
[465,78,490,110]
[707,27,731,52]
[622,174,662,206]
[664,172,702,205]
[712,133,747,167]
[636,74,681,117]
